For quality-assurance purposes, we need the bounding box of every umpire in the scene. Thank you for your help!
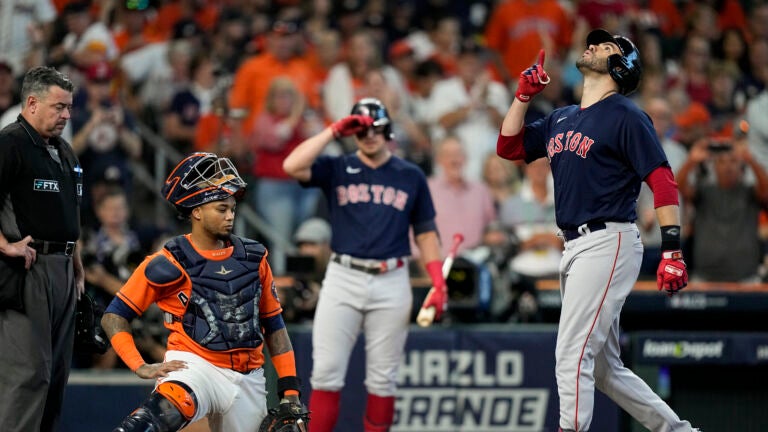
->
[0,66,84,432]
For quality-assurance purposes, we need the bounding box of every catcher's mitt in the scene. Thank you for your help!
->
[74,293,109,354]
[258,402,310,432]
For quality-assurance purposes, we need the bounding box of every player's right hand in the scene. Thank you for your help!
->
[657,250,688,296]
[135,360,187,379]
[516,49,550,103]
[331,114,373,138]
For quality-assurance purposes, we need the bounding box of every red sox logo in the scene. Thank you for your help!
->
[547,130,595,159]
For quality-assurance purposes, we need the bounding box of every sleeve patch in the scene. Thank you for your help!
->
[145,255,183,286]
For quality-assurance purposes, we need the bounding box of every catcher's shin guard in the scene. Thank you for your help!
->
[113,381,197,432]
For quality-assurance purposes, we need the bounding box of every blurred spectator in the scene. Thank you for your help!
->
[746,66,768,170]
[637,97,688,278]
[428,38,509,181]
[713,27,750,77]
[576,0,631,36]
[484,0,572,86]
[229,17,317,129]
[280,217,332,323]
[193,90,244,158]
[161,53,218,155]
[677,140,768,282]
[422,14,462,76]
[110,1,164,55]
[644,0,685,41]
[323,29,399,122]
[0,0,56,77]
[246,77,323,275]
[331,0,367,41]
[306,29,342,97]
[669,35,713,105]
[740,37,768,100]
[78,185,160,369]
[481,152,520,211]
[70,61,142,229]
[428,135,496,256]
[409,58,444,140]
[50,1,118,70]
[208,7,254,76]
[0,60,20,118]
[707,60,743,137]
[683,3,721,42]
[136,38,195,129]
[746,3,768,43]
[498,158,562,280]
[673,101,712,150]
[150,0,219,40]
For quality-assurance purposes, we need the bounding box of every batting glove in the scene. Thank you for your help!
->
[657,250,688,296]
[331,115,373,139]
[516,49,550,103]
[423,260,448,321]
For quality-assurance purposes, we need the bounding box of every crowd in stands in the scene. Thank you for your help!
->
[2,0,767,369]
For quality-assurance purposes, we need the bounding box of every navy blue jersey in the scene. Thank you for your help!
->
[522,94,668,230]
[302,154,436,259]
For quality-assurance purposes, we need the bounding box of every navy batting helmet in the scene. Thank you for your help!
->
[162,152,246,213]
[350,97,394,140]
[586,29,642,95]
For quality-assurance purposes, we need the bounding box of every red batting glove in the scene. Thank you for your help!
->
[423,260,448,321]
[515,49,550,103]
[657,250,688,296]
[330,115,373,138]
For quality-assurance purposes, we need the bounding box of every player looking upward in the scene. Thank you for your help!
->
[496,30,699,432]
[283,97,445,431]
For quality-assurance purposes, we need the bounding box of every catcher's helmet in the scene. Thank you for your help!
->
[586,29,642,95]
[162,152,246,213]
[350,97,394,140]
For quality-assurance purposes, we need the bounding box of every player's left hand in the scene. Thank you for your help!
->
[135,360,187,379]
[516,49,550,102]
[423,260,448,320]
[657,249,688,296]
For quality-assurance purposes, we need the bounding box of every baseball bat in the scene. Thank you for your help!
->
[416,233,464,327]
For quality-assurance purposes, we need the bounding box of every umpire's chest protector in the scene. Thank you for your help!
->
[165,235,265,351]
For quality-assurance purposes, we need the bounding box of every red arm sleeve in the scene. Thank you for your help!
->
[496,130,526,161]
[645,165,679,208]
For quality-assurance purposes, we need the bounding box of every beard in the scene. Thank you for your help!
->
[576,55,610,74]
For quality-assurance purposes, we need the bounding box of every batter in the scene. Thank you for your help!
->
[496,30,697,431]
[283,98,445,432]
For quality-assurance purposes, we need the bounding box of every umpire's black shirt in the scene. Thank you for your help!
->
[0,115,81,242]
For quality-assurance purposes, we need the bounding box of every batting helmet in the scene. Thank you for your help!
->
[586,29,642,95]
[162,152,246,213]
[350,97,394,140]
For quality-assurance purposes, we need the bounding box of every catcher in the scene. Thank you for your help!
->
[101,152,309,432]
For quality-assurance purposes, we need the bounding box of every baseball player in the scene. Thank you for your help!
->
[282,97,445,432]
[496,31,699,431]
[101,152,306,432]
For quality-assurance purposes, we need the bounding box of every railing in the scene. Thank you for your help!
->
[132,121,297,255]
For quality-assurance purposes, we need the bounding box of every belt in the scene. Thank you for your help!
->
[330,253,405,275]
[31,240,76,256]
[562,222,607,241]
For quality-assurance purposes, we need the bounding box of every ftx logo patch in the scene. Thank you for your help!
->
[34,179,59,192]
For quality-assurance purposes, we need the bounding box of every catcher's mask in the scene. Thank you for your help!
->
[350,97,394,141]
[162,152,246,215]
[586,29,642,95]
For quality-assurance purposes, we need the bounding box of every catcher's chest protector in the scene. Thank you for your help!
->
[165,235,266,351]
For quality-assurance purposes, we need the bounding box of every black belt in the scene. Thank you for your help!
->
[31,240,76,256]
[330,253,405,275]
[562,222,607,241]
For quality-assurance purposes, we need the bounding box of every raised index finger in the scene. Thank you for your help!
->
[537,49,546,67]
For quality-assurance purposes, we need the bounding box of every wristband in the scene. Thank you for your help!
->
[277,376,302,399]
[110,331,145,371]
[660,225,681,251]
